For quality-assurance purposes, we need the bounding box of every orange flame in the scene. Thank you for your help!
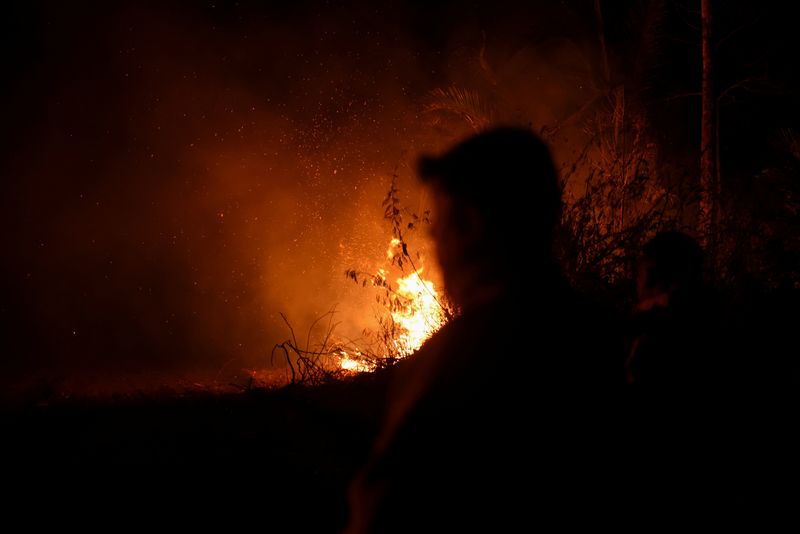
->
[338,351,373,373]
[390,268,444,356]
[338,239,447,372]
[387,237,402,260]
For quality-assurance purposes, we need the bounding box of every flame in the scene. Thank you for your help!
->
[386,238,401,260]
[390,268,444,355]
[338,239,447,372]
[338,351,374,373]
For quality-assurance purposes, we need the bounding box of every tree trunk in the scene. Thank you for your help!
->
[699,0,717,251]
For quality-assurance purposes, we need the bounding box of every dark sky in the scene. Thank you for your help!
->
[1,0,797,395]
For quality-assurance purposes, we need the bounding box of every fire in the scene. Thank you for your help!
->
[387,237,401,260]
[338,351,373,373]
[338,239,448,372]
[390,269,444,356]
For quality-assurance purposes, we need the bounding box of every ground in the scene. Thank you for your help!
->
[0,375,388,531]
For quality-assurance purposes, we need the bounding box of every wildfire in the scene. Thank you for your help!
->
[338,239,447,372]
[390,269,444,355]
[338,351,374,373]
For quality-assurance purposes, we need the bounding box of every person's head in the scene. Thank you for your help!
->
[636,231,704,305]
[418,127,561,306]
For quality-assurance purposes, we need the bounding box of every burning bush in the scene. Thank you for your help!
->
[272,170,452,384]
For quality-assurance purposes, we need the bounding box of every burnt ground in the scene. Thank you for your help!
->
[0,374,389,531]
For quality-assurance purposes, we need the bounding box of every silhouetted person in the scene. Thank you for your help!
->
[619,232,758,516]
[345,128,624,533]
[625,231,723,391]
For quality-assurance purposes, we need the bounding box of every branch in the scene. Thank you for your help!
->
[271,342,296,384]
[279,313,298,349]
[717,76,769,105]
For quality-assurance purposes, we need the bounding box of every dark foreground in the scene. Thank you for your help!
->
[2,372,800,527]
[2,284,799,528]
[0,376,387,531]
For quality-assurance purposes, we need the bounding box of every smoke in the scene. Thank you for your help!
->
[0,1,597,394]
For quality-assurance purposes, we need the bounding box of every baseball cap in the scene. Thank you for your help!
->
[417,127,560,225]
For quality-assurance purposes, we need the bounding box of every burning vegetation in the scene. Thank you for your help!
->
[337,262,446,373]
[271,250,448,382]
[273,171,452,384]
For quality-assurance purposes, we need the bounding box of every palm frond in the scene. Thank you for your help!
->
[422,86,495,132]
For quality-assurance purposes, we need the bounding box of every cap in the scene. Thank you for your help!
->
[417,127,560,225]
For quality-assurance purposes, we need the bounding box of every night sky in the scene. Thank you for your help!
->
[2,0,798,395]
